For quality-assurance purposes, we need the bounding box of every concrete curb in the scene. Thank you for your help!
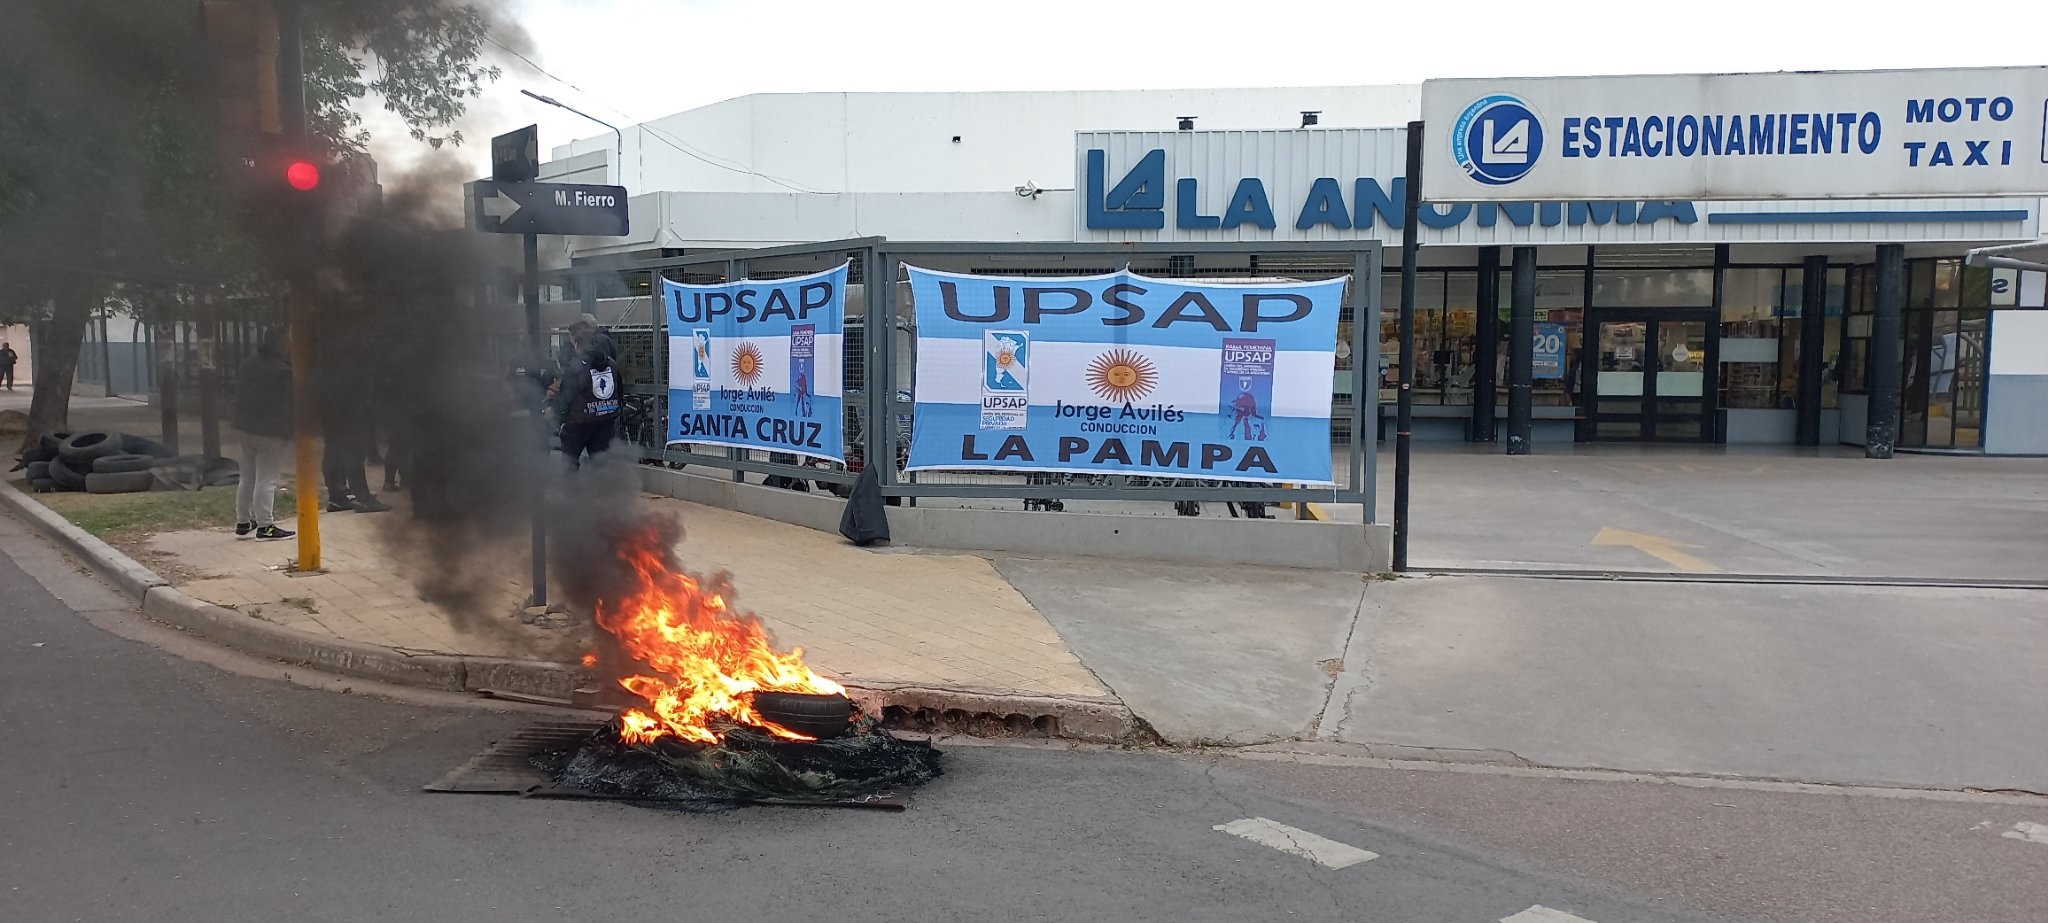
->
[1,480,1144,743]
[0,481,169,601]
[840,683,1138,745]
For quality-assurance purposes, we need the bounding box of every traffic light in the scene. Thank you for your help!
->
[285,159,320,191]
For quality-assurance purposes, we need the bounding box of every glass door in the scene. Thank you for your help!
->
[1592,320,1649,439]
[1653,319,1709,440]
[1589,312,1714,441]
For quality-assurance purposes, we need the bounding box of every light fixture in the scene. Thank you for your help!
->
[1177,116,1196,130]
[1300,110,1320,128]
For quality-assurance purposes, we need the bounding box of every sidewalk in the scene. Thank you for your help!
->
[140,491,1113,701]
[14,390,1118,707]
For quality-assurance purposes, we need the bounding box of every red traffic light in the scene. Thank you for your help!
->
[285,160,320,191]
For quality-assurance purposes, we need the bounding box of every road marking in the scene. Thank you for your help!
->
[1211,817,1378,869]
[1502,906,1599,923]
[2002,821,2048,844]
[1591,527,1721,573]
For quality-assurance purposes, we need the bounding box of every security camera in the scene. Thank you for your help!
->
[1014,181,1043,199]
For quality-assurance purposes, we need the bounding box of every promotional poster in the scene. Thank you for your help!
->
[904,265,1347,484]
[662,263,847,462]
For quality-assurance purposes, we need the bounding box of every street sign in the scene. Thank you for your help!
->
[492,125,539,183]
[1420,66,2048,202]
[473,180,630,237]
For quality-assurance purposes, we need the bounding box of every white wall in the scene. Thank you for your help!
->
[554,86,1421,195]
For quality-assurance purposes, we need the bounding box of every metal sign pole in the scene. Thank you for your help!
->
[524,231,548,606]
[1394,121,1423,572]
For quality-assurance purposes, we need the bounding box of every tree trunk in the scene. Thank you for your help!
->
[20,276,95,453]
[155,296,180,455]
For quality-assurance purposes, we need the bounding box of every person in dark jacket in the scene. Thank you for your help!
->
[232,331,296,541]
[550,326,620,471]
[0,341,18,390]
[317,324,389,513]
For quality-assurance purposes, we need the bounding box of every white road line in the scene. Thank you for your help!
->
[1501,906,1599,923]
[2002,821,2048,845]
[1211,817,1379,869]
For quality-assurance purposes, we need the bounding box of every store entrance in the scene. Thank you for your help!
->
[1588,310,1714,441]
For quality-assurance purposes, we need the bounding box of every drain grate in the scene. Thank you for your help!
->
[424,720,602,794]
[424,720,913,810]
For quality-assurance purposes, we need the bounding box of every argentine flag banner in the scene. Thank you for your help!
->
[662,263,846,463]
[905,265,1346,485]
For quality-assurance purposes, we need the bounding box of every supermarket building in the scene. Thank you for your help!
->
[533,83,2048,455]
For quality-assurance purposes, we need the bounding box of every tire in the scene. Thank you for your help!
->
[39,431,74,454]
[85,470,156,494]
[93,453,156,474]
[120,434,175,458]
[58,430,121,468]
[749,691,855,740]
[21,444,56,465]
[46,453,88,491]
[25,460,49,479]
[30,477,57,492]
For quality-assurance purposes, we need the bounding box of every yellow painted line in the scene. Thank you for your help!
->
[1591,527,1721,573]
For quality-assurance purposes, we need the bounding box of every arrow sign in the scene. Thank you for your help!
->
[1591,527,1720,573]
[472,180,630,237]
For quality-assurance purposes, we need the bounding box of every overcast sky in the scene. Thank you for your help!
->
[365,0,2048,180]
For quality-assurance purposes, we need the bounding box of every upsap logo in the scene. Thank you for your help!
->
[1222,343,1274,364]
[691,329,711,379]
[1453,94,1544,186]
[983,330,1030,395]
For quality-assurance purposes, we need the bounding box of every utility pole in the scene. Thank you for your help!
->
[274,0,321,570]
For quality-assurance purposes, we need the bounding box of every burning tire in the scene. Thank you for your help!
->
[92,453,156,474]
[750,691,856,740]
[86,470,156,494]
[58,431,122,468]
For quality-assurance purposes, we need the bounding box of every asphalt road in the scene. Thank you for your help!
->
[4,514,2043,923]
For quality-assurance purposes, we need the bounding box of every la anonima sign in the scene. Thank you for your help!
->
[1421,66,2048,202]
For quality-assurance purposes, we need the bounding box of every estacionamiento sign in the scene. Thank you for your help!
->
[1420,66,2048,202]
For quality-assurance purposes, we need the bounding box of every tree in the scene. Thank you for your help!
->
[0,0,503,452]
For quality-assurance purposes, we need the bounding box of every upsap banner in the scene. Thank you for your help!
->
[905,266,1347,484]
[662,264,846,463]
[1421,66,2048,202]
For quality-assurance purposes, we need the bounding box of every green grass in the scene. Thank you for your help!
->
[14,479,296,540]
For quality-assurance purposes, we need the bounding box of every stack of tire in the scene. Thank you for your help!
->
[21,430,177,495]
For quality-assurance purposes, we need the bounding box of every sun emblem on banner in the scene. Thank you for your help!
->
[1085,348,1159,402]
[730,341,765,386]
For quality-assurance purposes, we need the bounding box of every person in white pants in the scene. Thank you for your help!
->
[231,331,297,541]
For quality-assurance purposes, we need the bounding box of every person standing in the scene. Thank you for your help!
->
[315,326,389,514]
[0,341,17,390]
[232,331,295,541]
[550,326,620,471]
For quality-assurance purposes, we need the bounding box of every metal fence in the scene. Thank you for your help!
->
[541,238,1381,521]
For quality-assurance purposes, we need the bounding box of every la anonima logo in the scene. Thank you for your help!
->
[1452,94,1545,186]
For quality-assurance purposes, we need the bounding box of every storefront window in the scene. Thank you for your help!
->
[1499,269,1587,406]
[1720,268,1784,409]
[1591,268,1714,308]
[1841,267,1875,393]
[1379,271,1448,405]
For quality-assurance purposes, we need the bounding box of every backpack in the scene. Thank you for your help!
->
[568,361,620,423]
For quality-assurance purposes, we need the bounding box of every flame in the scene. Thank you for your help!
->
[593,523,844,746]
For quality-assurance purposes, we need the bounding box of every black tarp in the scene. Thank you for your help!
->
[838,464,890,546]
